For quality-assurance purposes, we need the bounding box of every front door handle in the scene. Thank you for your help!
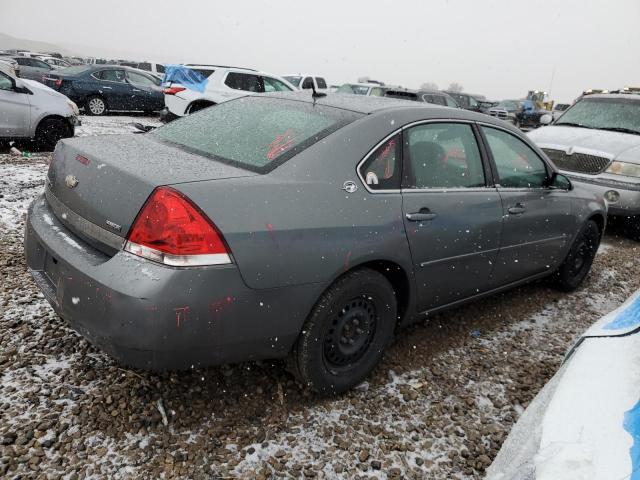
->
[406,208,437,222]
[508,203,526,215]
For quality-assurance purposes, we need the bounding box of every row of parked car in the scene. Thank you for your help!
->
[2,53,640,242]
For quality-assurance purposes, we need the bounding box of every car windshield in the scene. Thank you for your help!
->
[556,97,640,133]
[152,97,362,172]
[336,84,370,95]
[283,75,302,87]
[496,100,521,110]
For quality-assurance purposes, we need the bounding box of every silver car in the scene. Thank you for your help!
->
[529,94,640,240]
[0,64,79,148]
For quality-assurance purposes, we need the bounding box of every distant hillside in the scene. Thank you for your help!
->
[0,32,73,56]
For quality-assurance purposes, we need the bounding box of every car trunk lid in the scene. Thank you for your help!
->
[46,134,256,253]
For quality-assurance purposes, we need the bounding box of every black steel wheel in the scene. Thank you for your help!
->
[551,219,600,291]
[288,268,397,395]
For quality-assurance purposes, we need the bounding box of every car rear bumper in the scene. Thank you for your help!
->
[163,93,189,117]
[24,194,316,370]
[565,173,640,216]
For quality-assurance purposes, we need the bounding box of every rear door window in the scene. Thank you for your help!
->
[316,77,327,89]
[224,72,262,92]
[404,123,485,189]
[97,69,126,82]
[152,97,362,172]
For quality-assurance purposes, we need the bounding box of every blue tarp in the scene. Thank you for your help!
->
[162,65,208,93]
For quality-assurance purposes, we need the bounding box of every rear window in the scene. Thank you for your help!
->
[191,68,215,78]
[59,65,90,75]
[152,97,362,172]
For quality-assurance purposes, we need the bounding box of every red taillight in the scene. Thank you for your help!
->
[55,78,62,88]
[163,86,186,95]
[124,187,231,266]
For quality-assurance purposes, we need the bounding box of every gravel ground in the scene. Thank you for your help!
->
[1,116,639,479]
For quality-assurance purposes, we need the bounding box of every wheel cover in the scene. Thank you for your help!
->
[323,296,377,369]
[89,98,105,114]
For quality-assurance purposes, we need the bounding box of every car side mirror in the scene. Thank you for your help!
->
[13,79,32,95]
[546,172,572,190]
[540,114,553,125]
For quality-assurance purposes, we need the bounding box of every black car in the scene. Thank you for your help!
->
[384,89,459,107]
[43,65,164,116]
[444,91,489,112]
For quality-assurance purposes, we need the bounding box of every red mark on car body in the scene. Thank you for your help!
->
[174,306,189,327]
[266,129,296,161]
[344,250,352,270]
[75,155,90,166]
[174,307,189,327]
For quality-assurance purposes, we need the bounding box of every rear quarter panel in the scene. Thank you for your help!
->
[175,113,417,291]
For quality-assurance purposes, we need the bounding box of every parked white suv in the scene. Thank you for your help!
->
[162,65,296,121]
[0,64,79,149]
[282,74,328,92]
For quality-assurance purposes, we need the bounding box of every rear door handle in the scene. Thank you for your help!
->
[406,208,437,222]
[508,203,526,215]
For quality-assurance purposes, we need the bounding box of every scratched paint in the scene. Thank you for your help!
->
[174,306,189,327]
[624,398,640,480]
[604,295,640,330]
[344,250,352,270]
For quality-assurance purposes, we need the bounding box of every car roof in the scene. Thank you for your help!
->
[185,64,257,72]
[584,93,640,101]
[261,91,504,118]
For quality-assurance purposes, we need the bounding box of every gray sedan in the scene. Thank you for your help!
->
[24,92,606,393]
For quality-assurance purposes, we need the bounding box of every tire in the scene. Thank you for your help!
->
[186,101,215,115]
[288,268,397,395]
[623,215,640,241]
[551,220,600,291]
[85,95,107,116]
[35,118,71,150]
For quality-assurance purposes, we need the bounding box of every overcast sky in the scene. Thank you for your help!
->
[2,0,639,102]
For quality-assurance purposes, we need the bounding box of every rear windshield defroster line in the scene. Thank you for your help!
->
[151,96,363,174]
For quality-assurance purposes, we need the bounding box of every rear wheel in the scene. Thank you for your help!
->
[623,215,640,241]
[35,118,71,150]
[551,220,600,291]
[288,268,397,395]
[85,95,107,116]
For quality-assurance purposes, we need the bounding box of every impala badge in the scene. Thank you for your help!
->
[106,220,122,232]
[65,175,78,189]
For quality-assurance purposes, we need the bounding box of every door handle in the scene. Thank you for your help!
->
[406,208,437,222]
[508,203,526,215]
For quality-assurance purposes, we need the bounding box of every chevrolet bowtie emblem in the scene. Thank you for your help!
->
[65,175,79,189]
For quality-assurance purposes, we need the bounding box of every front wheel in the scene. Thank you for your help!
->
[35,118,72,150]
[288,268,397,395]
[551,220,600,291]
